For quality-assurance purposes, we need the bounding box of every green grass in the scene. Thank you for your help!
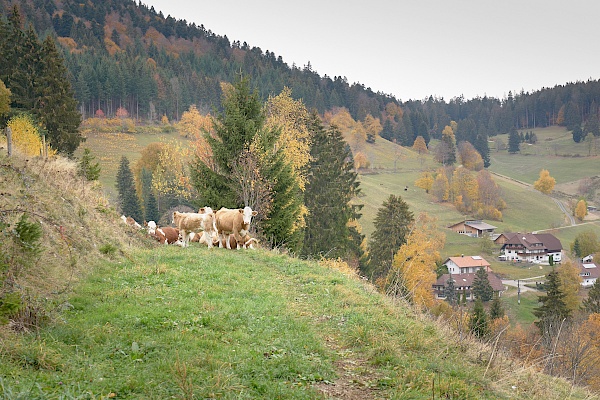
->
[502,287,540,327]
[1,246,590,399]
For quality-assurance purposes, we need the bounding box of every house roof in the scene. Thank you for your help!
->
[580,263,600,279]
[500,232,562,251]
[434,272,505,292]
[464,220,497,231]
[445,255,491,268]
[447,220,497,231]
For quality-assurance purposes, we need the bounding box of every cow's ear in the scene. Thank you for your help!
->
[238,209,244,214]
[252,211,258,216]
[199,207,205,213]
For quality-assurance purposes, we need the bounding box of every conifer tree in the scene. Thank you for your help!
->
[489,295,505,320]
[302,112,363,261]
[534,269,571,337]
[472,267,494,302]
[365,194,413,280]
[77,148,100,181]
[141,168,159,223]
[508,127,520,154]
[444,276,457,305]
[116,156,142,222]
[470,299,489,338]
[36,35,82,155]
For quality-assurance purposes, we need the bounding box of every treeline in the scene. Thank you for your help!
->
[4,0,600,153]
[0,6,82,155]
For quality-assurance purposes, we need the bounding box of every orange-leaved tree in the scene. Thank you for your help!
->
[178,104,212,139]
[362,114,382,143]
[383,213,445,309]
[533,169,556,194]
[412,135,428,155]
[458,141,484,171]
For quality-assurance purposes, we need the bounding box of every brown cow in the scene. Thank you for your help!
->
[172,211,217,248]
[215,206,258,249]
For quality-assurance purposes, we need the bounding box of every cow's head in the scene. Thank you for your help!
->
[199,206,214,215]
[146,220,157,235]
[240,206,258,225]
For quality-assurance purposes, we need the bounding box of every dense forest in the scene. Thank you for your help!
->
[2,0,600,151]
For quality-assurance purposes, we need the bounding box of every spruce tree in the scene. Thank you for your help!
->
[533,269,571,337]
[470,299,489,338]
[489,295,505,320]
[37,35,83,155]
[116,156,142,222]
[77,148,100,181]
[508,127,520,154]
[444,276,457,305]
[472,267,494,302]
[365,194,413,280]
[141,168,159,223]
[302,113,363,261]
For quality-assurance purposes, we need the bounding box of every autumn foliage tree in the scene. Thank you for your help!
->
[414,171,434,194]
[458,141,484,171]
[383,213,445,309]
[5,114,45,156]
[177,104,212,139]
[534,169,556,194]
[574,199,588,221]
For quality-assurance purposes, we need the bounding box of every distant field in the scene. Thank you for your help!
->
[75,131,189,200]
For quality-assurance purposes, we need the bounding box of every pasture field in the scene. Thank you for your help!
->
[74,131,190,200]
[0,245,589,399]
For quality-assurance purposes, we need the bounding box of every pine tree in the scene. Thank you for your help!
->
[77,148,100,181]
[489,295,505,320]
[582,278,600,314]
[116,156,143,222]
[36,35,83,155]
[141,168,159,222]
[472,268,494,302]
[444,276,457,305]
[534,269,571,337]
[470,299,489,338]
[365,194,413,280]
[191,75,263,208]
[508,127,520,154]
[302,113,363,261]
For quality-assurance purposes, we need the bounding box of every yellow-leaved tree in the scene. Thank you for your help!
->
[451,166,479,213]
[414,171,434,193]
[264,87,311,191]
[458,141,484,171]
[431,169,450,202]
[557,261,582,313]
[383,213,445,309]
[412,136,428,155]
[533,169,556,194]
[177,104,213,139]
[152,140,193,201]
[362,114,382,143]
[6,114,56,157]
[575,199,588,222]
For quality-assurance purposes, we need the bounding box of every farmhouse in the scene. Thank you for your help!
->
[443,255,491,274]
[498,232,563,264]
[447,220,497,238]
[579,262,600,287]
[433,271,505,301]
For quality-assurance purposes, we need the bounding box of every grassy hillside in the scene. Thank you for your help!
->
[1,245,593,399]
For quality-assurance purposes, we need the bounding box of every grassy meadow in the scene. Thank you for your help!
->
[1,245,591,399]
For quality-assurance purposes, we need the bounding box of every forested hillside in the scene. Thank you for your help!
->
[3,0,600,153]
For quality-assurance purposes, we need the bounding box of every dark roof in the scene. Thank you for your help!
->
[500,232,562,251]
[434,272,505,292]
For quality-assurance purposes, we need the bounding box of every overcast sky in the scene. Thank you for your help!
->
[142,0,600,102]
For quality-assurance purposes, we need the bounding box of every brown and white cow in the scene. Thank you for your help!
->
[215,206,258,249]
[151,226,180,245]
[219,233,259,250]
[172,210,217,248]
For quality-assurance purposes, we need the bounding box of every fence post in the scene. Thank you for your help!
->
[5,126,11,156]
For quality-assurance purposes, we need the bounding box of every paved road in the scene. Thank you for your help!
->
[502,280,537,293]
[552,198,576,226]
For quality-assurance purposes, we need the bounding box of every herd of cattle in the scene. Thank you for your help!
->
[121,206,259,250]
